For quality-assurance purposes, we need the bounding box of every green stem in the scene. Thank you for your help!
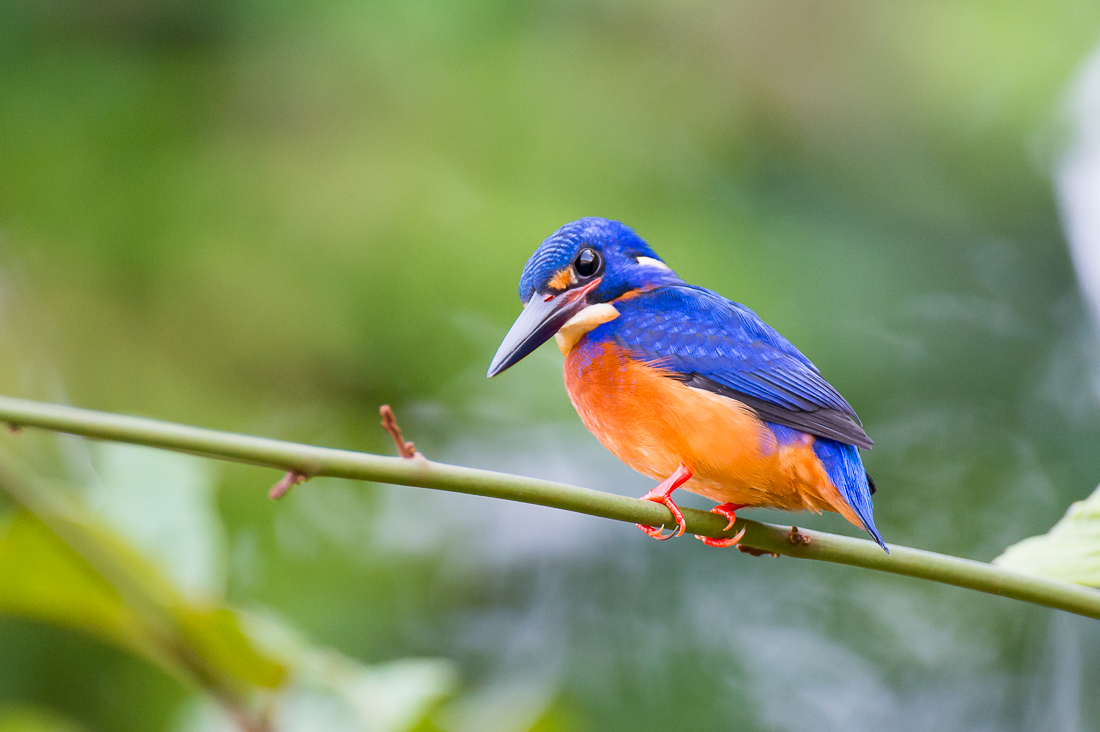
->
[0,395,1097,619]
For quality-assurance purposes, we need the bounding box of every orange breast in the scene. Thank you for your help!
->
[563,341,861,522]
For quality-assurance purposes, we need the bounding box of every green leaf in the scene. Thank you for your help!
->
[177,606,287,689]
[0,441,290,692]
[289,656,457,731]
[235,611,458,731]
[0,703,86,732]
[0,512,148,655]
[88,443,225,600]
[0,509,287,690]
[172,650,457,732]
[993,484,1100,586]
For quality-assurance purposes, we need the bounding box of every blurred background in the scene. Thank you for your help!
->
[2,0,1100,730]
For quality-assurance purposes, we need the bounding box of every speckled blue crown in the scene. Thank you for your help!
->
[518,217,661,302]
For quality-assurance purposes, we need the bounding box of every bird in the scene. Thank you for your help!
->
[486,217,886,552]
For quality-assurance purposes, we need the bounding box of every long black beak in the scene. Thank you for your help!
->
[486,280,600,377]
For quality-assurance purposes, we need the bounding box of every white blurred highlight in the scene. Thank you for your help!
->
[1058,45,1100,327]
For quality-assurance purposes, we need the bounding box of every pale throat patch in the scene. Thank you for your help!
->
[555,303,620,354]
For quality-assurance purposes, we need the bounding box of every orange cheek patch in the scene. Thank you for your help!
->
[548,267,576,291]
[613,288,645,303]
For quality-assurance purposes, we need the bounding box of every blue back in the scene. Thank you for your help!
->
[586,285,871,448]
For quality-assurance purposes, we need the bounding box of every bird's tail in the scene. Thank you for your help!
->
[812,439,888,553]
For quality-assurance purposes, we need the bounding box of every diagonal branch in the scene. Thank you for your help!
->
[0,395,1097,619]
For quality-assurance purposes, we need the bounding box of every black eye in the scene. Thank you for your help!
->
[573,248,601,278]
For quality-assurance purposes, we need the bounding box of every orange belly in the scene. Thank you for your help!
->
[564,341,860,522]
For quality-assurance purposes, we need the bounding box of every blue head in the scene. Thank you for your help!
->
[488,217,681,376]
[517,218,679,304]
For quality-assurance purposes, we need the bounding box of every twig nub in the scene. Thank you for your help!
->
[380,404,418,459]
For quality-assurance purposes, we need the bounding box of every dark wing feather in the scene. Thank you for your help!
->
[610,285,873,450]
[673,373,872,449]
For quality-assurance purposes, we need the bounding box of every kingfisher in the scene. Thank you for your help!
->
[487,217,886,551]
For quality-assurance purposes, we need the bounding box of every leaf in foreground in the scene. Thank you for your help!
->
[994,484,1100,587]
[0,509,286,689]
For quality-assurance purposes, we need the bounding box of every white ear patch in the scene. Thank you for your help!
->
[636,256,670,270]
[554,304,620,354]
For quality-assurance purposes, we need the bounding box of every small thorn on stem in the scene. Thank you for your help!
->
[6,423,22,434]
[380,404,419,459]
[737,545,780,558]
[269,471,306,500]
[788,526,811,545]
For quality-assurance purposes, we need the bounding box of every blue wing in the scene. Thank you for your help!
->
[604,285,873,449]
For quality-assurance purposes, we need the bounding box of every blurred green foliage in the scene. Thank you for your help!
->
[0,704,84,732]
[2,0,1100,730]
[0,445,456,730]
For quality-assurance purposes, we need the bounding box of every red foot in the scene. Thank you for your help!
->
[697,502,747,547]
[635,464,692,540]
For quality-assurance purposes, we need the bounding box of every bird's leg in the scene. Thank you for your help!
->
[697,502,747,548]
[635,464,692,540]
